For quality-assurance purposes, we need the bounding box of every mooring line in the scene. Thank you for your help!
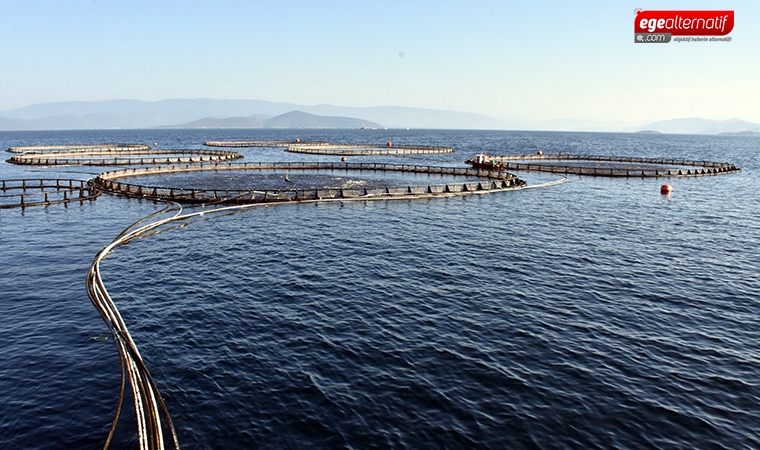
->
[88,205,190,450]
[88,200,273,449]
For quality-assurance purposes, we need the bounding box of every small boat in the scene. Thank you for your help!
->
[465,153,505,171]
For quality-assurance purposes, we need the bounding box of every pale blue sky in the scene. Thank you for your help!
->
[1,0,758,125]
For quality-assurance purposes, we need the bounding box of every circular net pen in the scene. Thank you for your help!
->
[286,143,454,156]
[7,148,242,166]
[204,140,330,148]
[0,179,98,209]
[91,161,526,205]
[465,154,741,177]
[7,143,150,153]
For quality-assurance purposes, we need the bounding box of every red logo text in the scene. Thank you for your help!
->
[634,10,734,36]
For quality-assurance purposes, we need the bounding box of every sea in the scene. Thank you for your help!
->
[0,129,758,449]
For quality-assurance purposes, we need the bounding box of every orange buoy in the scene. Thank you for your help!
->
[295,138,300,143]
[341,157,347,162]
[537,150,543,155]
[660,184,673,194]
[153,142,157,146]
[387,141,392,147]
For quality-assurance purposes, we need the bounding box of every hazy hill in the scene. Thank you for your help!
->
[636,118,760,134]
[160,111,384,129]
[0,98,505,130]
[160,116,267,129]
[718,130,760,136]
[263,111,382,128]
[2,99,758,133]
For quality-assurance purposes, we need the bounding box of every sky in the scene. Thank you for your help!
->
[1,0,758,127]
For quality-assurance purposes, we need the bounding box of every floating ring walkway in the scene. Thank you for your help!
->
[7,143,150,153]
[203,140,453,156]
[286,143,454,156]
[7,149,242,166]
[204,140,330,148]
[91,161,526,205]
[466,153,741,177]
[0,179,98,209]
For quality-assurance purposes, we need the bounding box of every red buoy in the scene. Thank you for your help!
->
[387,141,392,147]
[660,184,673,194]
[295,138,301,143]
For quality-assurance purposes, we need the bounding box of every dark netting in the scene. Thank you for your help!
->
[464,153,741,177]
[7,148,242,166]
[91,161,528,204]
[286,143,454,156]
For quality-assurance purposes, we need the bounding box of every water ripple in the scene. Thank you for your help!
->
[2,130,760,448]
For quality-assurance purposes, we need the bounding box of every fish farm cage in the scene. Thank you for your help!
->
[7,149,242,166]
[0,179,98,209]
[204,140,330,148]
[285,143,454,156]
[466,153,741,178]
[90,161,526,205]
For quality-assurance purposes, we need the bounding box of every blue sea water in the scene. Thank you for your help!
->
[0,129,758,449]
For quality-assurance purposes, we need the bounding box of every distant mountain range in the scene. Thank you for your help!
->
[0,99,758,134]
[159,110,384,129]
[634,118,760,135]
[0,98,505,130]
